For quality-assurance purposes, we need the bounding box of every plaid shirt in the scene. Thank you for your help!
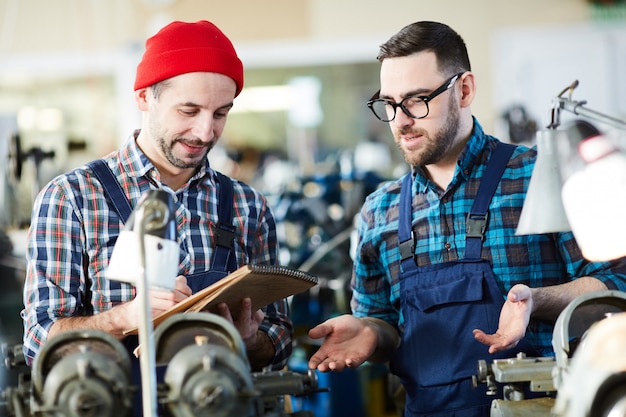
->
[22,133,292,367]
[351,119,626,355]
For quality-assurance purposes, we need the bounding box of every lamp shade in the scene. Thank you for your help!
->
[561,123,626,261]
[516,129,571,235]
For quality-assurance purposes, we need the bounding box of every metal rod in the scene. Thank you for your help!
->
[554,97,626,130]
[136,207,158,417]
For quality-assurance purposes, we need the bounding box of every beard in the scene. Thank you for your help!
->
[157,136,212,169]
[395,94,460,167]
[148,114,212,170]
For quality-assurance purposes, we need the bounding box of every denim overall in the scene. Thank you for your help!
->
[389,143,536,417]
[88,160,237,416]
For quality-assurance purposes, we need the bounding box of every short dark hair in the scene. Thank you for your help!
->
[377,21,471,75]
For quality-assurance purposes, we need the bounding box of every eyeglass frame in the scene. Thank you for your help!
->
[367,72,465,122]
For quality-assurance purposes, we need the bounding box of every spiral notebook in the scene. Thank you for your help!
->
[124,264,318,335]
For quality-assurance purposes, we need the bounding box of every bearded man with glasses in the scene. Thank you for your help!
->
[307,21,626,417]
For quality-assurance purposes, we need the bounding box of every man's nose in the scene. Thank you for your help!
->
[191,115,214,142]
[392,106,413,128]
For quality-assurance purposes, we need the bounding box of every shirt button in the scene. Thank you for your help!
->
[444,242,451,250]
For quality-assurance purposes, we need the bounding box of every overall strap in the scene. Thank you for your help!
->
[210,171,236,272]
[464,142,516,259]
[399,174,415,263]
[83,159,134,315]
[87,159,133,223]
[398,142,517,264]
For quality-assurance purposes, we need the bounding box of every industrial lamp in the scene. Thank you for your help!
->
[107,189,179,417]
[515,81,626,262]
[515,127,571,235]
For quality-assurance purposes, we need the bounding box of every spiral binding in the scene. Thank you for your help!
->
[247,265,319,285]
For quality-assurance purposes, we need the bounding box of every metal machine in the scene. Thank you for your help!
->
[1,313,322,417]
[154,313,320,417]
[2,330,133,417]
[473,290,626,417]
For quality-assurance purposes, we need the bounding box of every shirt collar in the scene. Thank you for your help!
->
[457,117,487,180]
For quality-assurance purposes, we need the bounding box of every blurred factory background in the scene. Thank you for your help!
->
[0,0,625,416]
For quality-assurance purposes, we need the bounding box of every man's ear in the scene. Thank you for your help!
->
[458,72,476,108]
[135,88,149,111]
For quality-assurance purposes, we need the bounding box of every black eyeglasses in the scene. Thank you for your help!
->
[367,72,464,122]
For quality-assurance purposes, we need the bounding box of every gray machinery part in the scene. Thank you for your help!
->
[31,330,133,417]
[473,290,626,417]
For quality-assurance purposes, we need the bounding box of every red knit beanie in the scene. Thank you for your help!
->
[134,20,244,96]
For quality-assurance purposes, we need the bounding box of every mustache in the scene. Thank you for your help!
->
[398,126,429,137]
[175,137,213,150]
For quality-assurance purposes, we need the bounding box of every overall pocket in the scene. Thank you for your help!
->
[398,262,501,387]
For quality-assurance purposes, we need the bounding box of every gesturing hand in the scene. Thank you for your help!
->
[473,284,533,353]
[307,315,379,372]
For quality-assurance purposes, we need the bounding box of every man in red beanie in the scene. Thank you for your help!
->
[22,19,292,412]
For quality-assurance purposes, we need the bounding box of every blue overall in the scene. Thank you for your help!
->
[389,143,537,417]
[88,160,237,416]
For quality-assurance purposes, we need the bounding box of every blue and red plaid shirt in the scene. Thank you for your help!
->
[22,133,292,367]
[351,119,626,355]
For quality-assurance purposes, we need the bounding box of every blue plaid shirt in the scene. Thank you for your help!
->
[22,133,292,367]
[351,119,626,355]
